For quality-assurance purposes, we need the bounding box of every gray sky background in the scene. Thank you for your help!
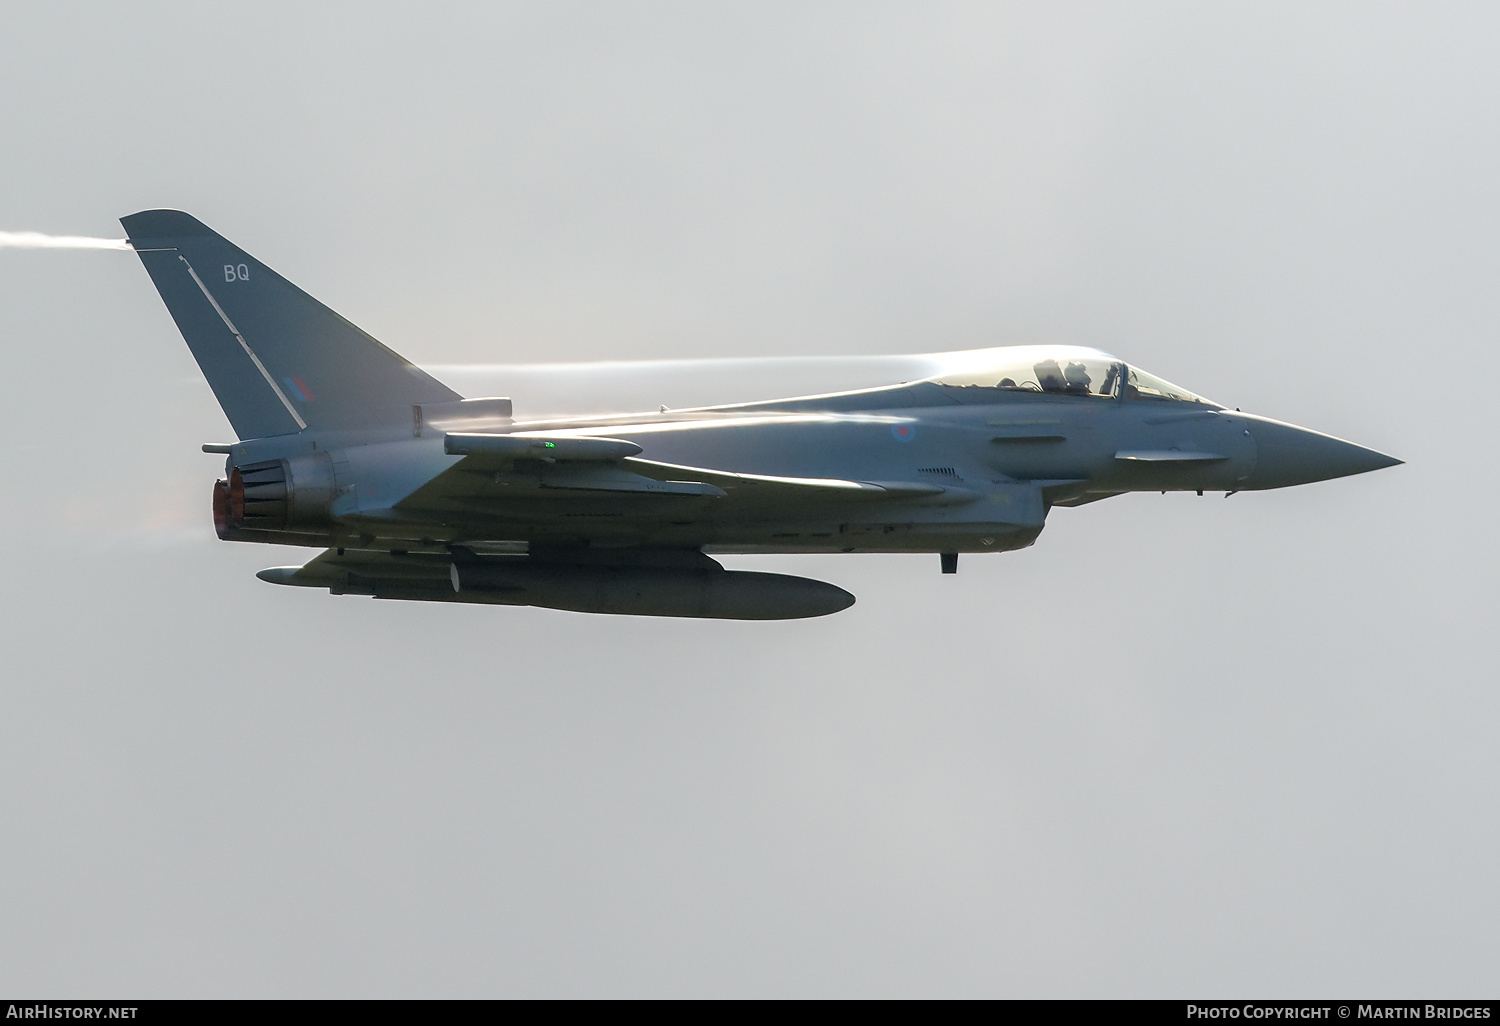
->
[1,2,1495,997]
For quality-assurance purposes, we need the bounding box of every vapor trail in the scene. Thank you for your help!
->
[0,231,130,250]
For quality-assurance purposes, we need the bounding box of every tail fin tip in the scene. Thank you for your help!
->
[120,208,215,240]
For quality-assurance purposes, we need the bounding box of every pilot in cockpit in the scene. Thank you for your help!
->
[1062,361,1093,394]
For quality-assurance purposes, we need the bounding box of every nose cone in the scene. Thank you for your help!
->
[1243,415,1402,490]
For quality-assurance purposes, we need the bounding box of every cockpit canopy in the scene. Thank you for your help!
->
[923,346,1217,406]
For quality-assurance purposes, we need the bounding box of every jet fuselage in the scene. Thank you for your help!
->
[121,208,1399,618]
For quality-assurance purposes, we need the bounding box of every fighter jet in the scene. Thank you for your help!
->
[122,209,1401,620]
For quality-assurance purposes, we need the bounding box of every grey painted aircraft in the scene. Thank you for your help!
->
[123,209,1401,619]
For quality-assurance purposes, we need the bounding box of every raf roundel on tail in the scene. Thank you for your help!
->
[123,209,1402,620]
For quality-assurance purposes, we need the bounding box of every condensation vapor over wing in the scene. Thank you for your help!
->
[429,356,935,417]
[427,350,1028,418]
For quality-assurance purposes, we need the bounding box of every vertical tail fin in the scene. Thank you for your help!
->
[121,209,460,439]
